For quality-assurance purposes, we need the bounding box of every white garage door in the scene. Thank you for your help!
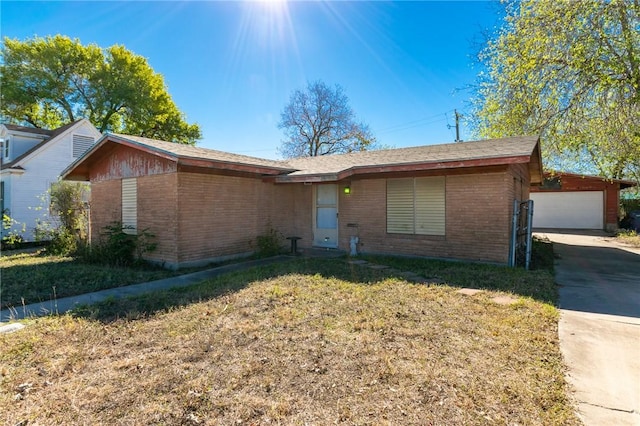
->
[531,191,604,229]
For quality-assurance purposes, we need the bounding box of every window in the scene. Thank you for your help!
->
[72,134,95,158]
[387,177,445,235]
[122,178,137,234]
[3,137,10,159]
[1,181,4,214]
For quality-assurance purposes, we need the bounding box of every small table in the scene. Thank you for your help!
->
[286,236,301,255]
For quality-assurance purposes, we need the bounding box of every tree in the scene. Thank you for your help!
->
[278,81,376,158]
[472,0,640,183]
[1,35,201,144]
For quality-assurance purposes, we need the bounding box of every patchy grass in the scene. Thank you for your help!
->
[360,259,556,304]
[0,250,181,309]
[616,229,640,248]
[0,258,578,425]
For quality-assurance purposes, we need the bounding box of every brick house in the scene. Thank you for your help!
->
[530,172,636,232]
[63,134,542,269]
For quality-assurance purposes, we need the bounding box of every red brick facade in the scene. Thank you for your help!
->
[334,164,529,264]
[80,139,540,268]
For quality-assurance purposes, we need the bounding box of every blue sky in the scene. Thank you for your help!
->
[1,1,504,159]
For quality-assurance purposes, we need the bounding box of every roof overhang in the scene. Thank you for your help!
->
[272,153,539,183]
[0,166,25,176]
[62,134,294,181]
[542,171,638,189]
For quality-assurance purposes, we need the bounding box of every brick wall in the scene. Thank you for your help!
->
[88,149,525,267]
[89,180,121,245]
[338,171,513,264]
[174,173,312,265]
[138,173,178,265]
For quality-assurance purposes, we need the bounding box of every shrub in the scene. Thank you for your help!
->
[1,211,25,250]
[256,226,284,257]
[80,222,157,266]
[49,181,89,240]
[47,228,78,256]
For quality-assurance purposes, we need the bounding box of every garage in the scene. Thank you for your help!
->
[530,172,637,232]
[531,191,603,229]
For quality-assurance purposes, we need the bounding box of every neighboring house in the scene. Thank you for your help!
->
[0,119,102,241]
[63,134,542,269]
[530,172,637,232]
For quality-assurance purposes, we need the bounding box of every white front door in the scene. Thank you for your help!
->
[313,184,338,247]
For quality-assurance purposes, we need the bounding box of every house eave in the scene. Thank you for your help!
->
[272,155,534,183]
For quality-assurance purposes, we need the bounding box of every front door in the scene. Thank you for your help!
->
[313,184,338,248]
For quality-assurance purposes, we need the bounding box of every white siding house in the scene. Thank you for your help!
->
[0,119,101,241]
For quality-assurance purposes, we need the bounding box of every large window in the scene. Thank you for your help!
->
[386,177,445,235]
[122,178,137,235]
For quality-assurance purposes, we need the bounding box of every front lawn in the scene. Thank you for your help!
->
[0,250,182,309]
[0,258,578,425]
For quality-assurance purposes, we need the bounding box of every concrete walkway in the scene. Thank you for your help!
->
[536,231,640,426]
[1,255,292,323]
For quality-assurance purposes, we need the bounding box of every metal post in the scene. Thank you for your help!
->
[509,199,519,267]
[524,200,534,270]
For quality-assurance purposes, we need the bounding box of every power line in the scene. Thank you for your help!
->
[376,110,454,135]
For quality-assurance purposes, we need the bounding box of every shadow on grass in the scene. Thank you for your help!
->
[72,241,557,323]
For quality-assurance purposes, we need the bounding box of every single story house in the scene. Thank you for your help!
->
[1,119,101,241]
[62,134,542,269]
[530,172,637,232]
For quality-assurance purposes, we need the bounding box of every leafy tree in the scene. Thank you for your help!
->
[1,35,201,144]
[50,181,89,239]
[473,0,640,182]
[278,80,376,158]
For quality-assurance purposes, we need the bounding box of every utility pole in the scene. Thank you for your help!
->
[447,110,463,142]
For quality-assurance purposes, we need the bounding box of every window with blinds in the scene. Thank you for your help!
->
[122,178,137,235]
[72,134,95,158]
[386,177,445,236]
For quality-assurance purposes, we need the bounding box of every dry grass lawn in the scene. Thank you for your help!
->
[1,259,579,425]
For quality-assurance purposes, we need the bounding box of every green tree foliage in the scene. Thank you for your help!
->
[278,81,377,158]
[45,181,90,255]
[50,181,89,238]
[473,0,639,182]
[1,35,201,144]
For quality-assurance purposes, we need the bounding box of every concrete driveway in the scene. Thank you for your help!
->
[535,230,640,426]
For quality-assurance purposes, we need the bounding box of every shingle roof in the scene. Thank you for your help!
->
[3,124,54,136]
[109,134,295,172]
[279,136,540,180]
[63,134,542,182]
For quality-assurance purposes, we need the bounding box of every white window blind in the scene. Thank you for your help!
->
[121,178,137,235]
[387,178,414,234]
[387,177,445,235]
[415,176,445,235]
[72,134,95,158]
